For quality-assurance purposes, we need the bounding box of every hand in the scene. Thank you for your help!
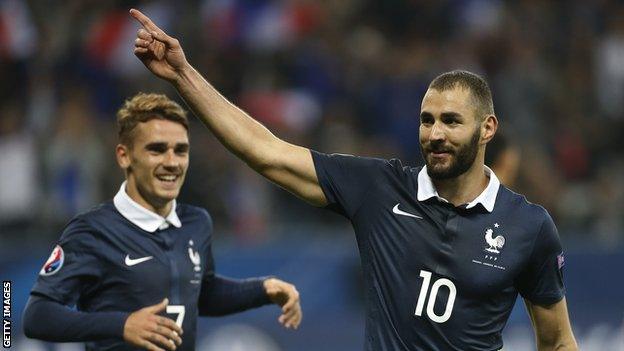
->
[263,278,302,329]
[123,298,184,351]
[129,9,188,82]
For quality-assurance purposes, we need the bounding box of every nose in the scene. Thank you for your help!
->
[429,121,446,142]
[162,149,179,169]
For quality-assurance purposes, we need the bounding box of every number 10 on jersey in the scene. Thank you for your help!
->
[414,270,456,323]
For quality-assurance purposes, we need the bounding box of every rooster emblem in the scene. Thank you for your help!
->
[188,247,201,272]
[485,228,505,253]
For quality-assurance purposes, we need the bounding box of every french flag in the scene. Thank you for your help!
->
[85,3,172,76]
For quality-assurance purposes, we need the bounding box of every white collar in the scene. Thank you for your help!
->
[416,165,500,212]
[113,181,182,232]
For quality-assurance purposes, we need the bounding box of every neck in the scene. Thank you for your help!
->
[125,180,172,217]
[431,160,489,207]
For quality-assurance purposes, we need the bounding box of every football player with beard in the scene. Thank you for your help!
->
[130,9,577,351]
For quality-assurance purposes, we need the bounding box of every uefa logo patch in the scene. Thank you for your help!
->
[40,245,65,276]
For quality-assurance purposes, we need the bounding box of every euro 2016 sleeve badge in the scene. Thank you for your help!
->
[40,245,65,276]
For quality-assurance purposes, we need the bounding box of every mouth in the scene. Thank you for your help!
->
[155,174,180,184]
[427,148,453,158]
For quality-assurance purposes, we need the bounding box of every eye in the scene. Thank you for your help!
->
[175,145,189,155]
[420,116,434,125]
[442,117,460,125]
[145,143,167,154]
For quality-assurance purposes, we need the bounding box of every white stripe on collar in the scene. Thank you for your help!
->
[416,165,500,212]
[113,181,182,232]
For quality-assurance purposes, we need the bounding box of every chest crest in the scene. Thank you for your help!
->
[188,239,201,272]
[471,223,507,271]
[187,239,203,285]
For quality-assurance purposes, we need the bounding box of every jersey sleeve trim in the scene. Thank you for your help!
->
[525,293,565,306]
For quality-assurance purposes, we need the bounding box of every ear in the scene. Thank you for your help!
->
[481,115,498,145]
[116,144,132,171]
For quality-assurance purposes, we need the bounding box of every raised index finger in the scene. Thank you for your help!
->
[129,8,162,33]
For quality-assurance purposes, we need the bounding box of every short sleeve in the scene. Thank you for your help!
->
[515,211,566,305]
[311,150,389,218]
[31,217,103,305]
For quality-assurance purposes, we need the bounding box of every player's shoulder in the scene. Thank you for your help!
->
[58,202,117,245]
[334,152,417,175]
[381,158,420,188]
[74,201,118,220]
[498,186,554,230]
[71,201,123,231]
[176,203,213,227]
[500,186,549,214]
[344,154,419,186]
[313,150,418,179]
[385,157,418,172]
[314,151,385,165]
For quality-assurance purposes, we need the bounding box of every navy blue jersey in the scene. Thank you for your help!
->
[31,201,214,350]
[312,151,565,351]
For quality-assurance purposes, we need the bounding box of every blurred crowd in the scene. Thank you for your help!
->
[1,0,623,247]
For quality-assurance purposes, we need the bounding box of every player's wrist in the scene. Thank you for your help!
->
[172,63,196,87]
[103,311,131,340]
[262,277,277,292]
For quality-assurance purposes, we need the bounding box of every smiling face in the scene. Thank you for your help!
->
[419,86,486,180]
[116,119,189,214]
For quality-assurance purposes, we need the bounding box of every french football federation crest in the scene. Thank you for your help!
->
[485,227,505,254]
[188,240,201,272]
[472,224,507,270]
[40,245,64,276]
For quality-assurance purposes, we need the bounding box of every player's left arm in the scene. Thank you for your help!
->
[196,214,301,329]
[197,275,301,329]
[525,297,578,351]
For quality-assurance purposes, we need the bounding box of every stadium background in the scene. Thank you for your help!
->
[0,0,623,350]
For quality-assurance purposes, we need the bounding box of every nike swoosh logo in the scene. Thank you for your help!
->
[392,203,423,219]
[125,255,153,266]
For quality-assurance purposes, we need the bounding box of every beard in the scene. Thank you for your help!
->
[422,127,480,180]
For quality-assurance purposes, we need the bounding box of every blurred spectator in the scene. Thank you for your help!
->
[0,103,39,232]
[484,131,520,188]
[42,91,106,223]
[0,0,37,61]
[0,0,622,245]
[595,6,624,120]
[590,162,624,247]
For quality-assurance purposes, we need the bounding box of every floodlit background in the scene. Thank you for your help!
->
[1,0,623,350]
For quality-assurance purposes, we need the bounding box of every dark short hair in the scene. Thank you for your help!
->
[429,70,494,120]
[116,92,188,146]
